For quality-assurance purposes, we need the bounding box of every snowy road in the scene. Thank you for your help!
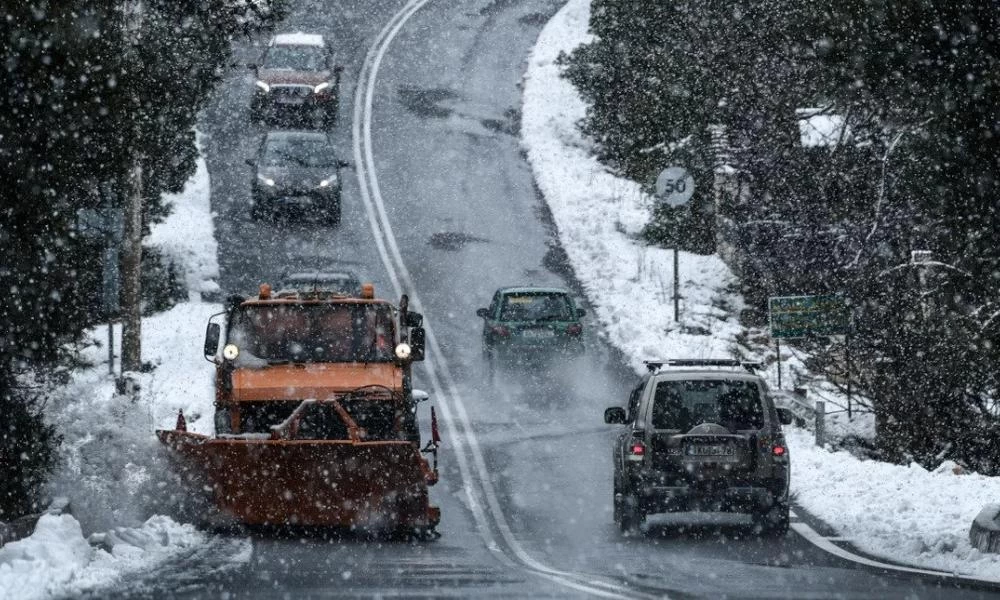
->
[96,0,1000,597]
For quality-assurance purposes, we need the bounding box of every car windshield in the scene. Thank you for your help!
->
[262,138,336,168]
[651,379,764,432]
[263,45,327,71]
[227,303,396,364]
[281,274,360,294]
[499,293,573,321]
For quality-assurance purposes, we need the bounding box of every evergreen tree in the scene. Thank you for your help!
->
[0,0,284,519]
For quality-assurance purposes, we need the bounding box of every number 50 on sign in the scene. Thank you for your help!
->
[655,167,695,207]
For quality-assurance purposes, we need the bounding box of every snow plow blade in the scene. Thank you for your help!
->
[157,431,440,530]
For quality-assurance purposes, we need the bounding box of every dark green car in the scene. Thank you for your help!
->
[476,287,585,369]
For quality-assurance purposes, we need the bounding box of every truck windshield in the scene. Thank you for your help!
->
[651,379,764,432]
[227,303,396,364]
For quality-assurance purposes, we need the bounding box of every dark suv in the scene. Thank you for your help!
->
[250,32,341,127]
[247,130,347,223]
[604,359,793,535]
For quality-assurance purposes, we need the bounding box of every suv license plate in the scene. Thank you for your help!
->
[521,329,554,339]
[687,444,734,457]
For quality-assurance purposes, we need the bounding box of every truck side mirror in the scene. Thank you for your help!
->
[405,311,423,327]
[410,327,426,361]
[204,322,221,359]
[604,407,626,424]
[776,407,794,425]
[476,308,488,318]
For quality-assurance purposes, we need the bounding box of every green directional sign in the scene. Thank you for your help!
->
[768,295,850,339]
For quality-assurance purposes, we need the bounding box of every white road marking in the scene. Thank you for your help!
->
[351,2,658,598]
[791,519,1000,586]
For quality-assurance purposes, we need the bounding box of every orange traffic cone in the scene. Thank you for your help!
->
[175,409,187,432]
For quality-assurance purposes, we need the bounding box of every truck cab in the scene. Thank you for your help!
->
[203,283,426,444]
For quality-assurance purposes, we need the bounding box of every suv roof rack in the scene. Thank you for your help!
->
[644,359,762,373]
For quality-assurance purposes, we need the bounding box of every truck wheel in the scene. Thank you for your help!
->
[612,482,623,524]
[754,504,790,537]
[483,347,496,382]
[322,202,341,225]
[214,409,232,435]
[619,493,644,535]
[251,203,268,221]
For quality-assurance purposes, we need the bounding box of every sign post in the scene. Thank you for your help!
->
[654,167,695,322]
[768,295,851,406]
[77,205,124,376]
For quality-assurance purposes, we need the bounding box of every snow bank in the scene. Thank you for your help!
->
[8,129,233,599]
[0,514,217,600]
[789,429,1000,577]
[147,131,220,300]
[522,0,1000,580]
[521,0,744,374]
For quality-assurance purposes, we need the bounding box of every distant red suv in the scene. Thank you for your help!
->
[250,32,341,127]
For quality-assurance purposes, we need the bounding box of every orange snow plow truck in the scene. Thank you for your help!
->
[157,282,440,536]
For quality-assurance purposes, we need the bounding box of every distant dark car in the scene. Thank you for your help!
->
[604,359,794,536]
[476,287,585,371]
[250,32,341,127]
[247,130,346,223]
[278,270,361,296]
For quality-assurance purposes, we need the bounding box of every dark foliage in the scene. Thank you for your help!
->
[0,0,284,518]
[0,374,60,520]
[566,0,1000,471]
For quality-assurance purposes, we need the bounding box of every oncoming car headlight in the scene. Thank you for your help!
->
[394,343,412,360]
[257,174,275,187]
[222,344,240,360]
[313,82,331,94]
[255,80,270,93]
[318,176,336,188]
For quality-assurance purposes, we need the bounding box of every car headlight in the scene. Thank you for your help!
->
[223,344,240,360]
[314,82,331,94]
[255,80,270,93]
[318,175,336,188]
[256,174,275,187]
[394,343,412,360]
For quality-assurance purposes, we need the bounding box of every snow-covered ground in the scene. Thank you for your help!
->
[521,0,1000,580]
[0,133,237,599]
[147,131,221,300]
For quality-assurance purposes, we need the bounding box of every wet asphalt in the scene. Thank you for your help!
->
[81,0,1000,598]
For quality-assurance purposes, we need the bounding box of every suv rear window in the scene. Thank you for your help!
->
[651,379,764,432]
[499,293,573,321]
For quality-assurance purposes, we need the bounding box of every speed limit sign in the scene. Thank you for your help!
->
[655,167,695,207]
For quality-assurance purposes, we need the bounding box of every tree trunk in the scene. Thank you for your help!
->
[120,159,143,373]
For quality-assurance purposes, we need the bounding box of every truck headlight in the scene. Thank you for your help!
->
[394,343,412,360]
[223,344,240,360]
[255,80,270,92]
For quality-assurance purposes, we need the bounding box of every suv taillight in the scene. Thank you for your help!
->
[491,325,510,337]
[627,440,645,461]
[566,323,583,336]
[772,445,787,457]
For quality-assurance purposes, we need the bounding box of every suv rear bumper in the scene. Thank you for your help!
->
[638,484,781,514]
[630,470,788,514]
